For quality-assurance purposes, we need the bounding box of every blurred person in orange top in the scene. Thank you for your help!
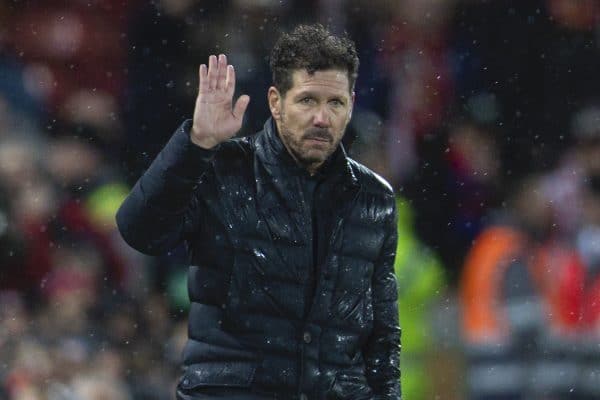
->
[460,173,586,399]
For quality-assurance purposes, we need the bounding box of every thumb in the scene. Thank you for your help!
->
[233,95,250,120]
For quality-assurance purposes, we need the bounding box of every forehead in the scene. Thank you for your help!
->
[289,69,351,95]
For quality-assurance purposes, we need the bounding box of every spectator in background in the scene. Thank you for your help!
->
[442,119,502,272]
[5,0,133,115]
[0,133,129,297]
[393,197,447,400]
[541,104,600,238]
[0,138,53,293]
[577,176,600,331]
[576,175,600,400]
[460,175,550,399]
[460,169,600,399]
[404,117,503,281]
[380,0,455,184]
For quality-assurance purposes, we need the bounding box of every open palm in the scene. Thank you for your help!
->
[191,54,250,149]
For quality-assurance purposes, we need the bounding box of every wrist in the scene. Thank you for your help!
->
[190,127,218,149]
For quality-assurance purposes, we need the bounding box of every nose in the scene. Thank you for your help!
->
[313,107,330,128]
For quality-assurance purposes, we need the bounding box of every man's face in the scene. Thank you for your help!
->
[268,69,354,174]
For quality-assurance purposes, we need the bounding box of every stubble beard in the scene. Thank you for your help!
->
[278,114,343,172]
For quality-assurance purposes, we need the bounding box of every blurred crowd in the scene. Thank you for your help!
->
[0,0,598,399]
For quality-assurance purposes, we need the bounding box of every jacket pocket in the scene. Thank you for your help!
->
[327,370,374,400]
[178,361,257,391]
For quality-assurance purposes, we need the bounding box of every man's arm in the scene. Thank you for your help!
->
[116,54,250,255]
[116,121,215,255]
[364,198,401,399]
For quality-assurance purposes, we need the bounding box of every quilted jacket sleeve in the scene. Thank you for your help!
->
[364,196,401,399]
[116,120,215,255]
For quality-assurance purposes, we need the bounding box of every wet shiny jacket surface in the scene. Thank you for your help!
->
[117,119,400,399]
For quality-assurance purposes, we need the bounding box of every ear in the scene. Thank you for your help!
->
[348,91,355,122]
[268,87,282,121]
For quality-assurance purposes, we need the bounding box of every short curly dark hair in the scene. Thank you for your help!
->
[269,24,359,96]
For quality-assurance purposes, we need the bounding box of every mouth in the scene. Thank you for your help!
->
[304,136,331,144]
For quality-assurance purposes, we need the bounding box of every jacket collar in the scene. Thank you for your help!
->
[254,118,359,188]
[251,118,360,246]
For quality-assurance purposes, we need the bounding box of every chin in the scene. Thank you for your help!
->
[300,151,327,164]
[299,157,324,166]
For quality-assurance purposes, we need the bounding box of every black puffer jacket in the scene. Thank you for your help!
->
[116,119,400,400]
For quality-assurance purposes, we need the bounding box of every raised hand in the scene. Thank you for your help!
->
[191,54,250,149]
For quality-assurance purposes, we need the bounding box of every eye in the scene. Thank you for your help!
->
[300,97,314,104]
[329,99,344,107]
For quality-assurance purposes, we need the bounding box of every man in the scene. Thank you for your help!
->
[117,24,400,400]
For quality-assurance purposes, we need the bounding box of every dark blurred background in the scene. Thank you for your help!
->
[0,0,599,399]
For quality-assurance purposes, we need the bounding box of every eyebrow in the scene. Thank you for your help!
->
[294,90,347,102]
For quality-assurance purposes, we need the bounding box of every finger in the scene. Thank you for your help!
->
[232,95,250,120]
[225,65,235,95]
[207,55,218,90]
[198,64,208,92]
[216,54,227,90]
